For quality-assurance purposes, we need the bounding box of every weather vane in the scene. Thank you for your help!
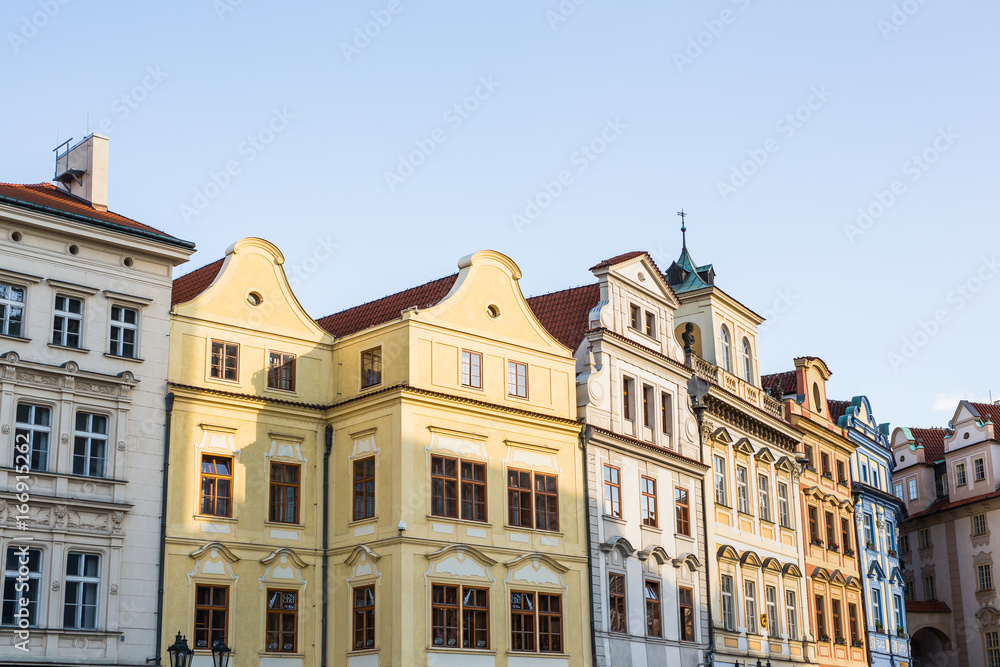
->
[677,209,688,250]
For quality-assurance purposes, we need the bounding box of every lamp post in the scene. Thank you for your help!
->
[211,640,232,667]
[166,633,191,667]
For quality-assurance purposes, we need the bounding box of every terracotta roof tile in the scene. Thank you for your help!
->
[971,402,1000,427]
[172,258,224,305]
[761,371,797,397]
[905,600,951,614]
[589,251,648,271]
[526,284,600,352]
[911,427,947,464]
[316,274,458,338]
[828,399,851,423]
[0,182,191,247]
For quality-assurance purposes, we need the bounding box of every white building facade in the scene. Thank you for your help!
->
[0,135,193,664]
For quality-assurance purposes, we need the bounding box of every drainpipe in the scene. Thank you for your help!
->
[322,425,333,667]
[580,424,599,667]
[154,393,174,665]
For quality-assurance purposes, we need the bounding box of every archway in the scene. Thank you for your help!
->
[911,626,955,667]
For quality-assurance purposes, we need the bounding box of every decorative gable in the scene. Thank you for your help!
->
[258,548,309,590]
[424,545,496,584]
[504,553,569,590]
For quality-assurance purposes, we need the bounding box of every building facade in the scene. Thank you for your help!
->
[894,401,1000,667]
[528,251,710,667]
[0,135,194,664]
[836,395,910,667]
[664,239,811,667]
[763,357,867,667]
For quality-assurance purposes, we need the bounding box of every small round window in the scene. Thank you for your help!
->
[486,304,500,318]
[247,291,263,307]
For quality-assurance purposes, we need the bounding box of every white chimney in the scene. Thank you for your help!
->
[54,134,109,211]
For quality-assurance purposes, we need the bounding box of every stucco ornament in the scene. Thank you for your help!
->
[0,424,8,435]
[117,440,127,451]
[51,580,60,592]
[978,606,1000,629]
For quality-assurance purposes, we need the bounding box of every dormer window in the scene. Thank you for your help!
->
[719,326,732,373]
[741,338,753,382]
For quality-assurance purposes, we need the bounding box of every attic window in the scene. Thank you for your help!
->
[247,292,263,307]
[813,383,822,413]
[486,304,500,319]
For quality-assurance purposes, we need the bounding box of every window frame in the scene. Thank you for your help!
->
[975,514,988,536]
[361,347,382,389]
[831,598,843,641]
[353,585,376,651]
[741,337,753,381]
[2,546,41,627]
[924,575,936,600]
[976,457,987,482]
[719,325,732,373]
[956,462,968,486]
[757,473,771,522]
[352,457,376,522]
[980,564,994,592]
[64,552,100,631]
[848,602,860,644]
[808,505,820,544]
[511,591,562,654]
[267,351,296,392]
[675,485,690,536]
[431,584,490,650]
[461,350,483,389]
[622,376,635,422]
[506,468,557,531]
[15,402,52,472]
[765,585,779,639]
[269,462,301,524]
[744,579,758,635]
[908,478,918,500]
[200,454,234,518]
[52,293,84,348]
[642,383,655,428]
[785,589,798,640]
[777,481,791,528]
[640,476,657,528]
[645,580,663,638]
[608,572,627,634]
[714,455,728,506]
[644,310,656,338]
[721,574,735,631]
[679,585,695,641]
[194,584,229,650]
[209,339,239,382]
[604,464,622,518]
[507,360,528,398]
[265,588,298,653]
[660,392,673,437]
[735,464,750,514]
[73,411,109,478]
[108,304,139,358]
[0,281,26,338]
[815,594,826,639]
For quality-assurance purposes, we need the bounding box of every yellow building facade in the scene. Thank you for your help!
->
[163,243,591,667]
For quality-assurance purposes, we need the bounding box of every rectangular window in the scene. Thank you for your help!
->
[462,587,489,650]
[918,528,930,550]
[901,533,911,555]
[267,351,296,391]
[785,589,798,640]
[604,464,622,518]
[837,459,847,483]
[895,483,904,500]
[975,514,989,536]
[353,586,375,650]
[679,586,695,641]
[766,585,779,639]
[200,455,233,517]
[640,476,657,527]
[924,575,936,600]
[507,469,557,531]
[361,347,382,388]
[53,294,83,348]
[675,486,690,536]
[630,304,641,329]
[210,340,239,381]
[270,462,300,524]
[432,456,458,519]
[622,377,635,421]
[64,553,100,630]
[661,392,673,436]
[15,403,51,471]
[848,603,860,644]
[894,595,903,632]
[832,599,843,640]
[537,594,562,653]
[461,350,482,389]
[714,456,728,506]
[533,473,558,531]
[736,465,750,514]
[980,564,994,592]
[353,458,375,521]
[826,511,837,549]
[265,589,297,653]
[508,469,533,528]
[609,573,627,633]
[988,631,1000,667]
[887,521,896,551]
[744,580,758,634]
[432,584,459,648]
[841,517,852,553]
[2,547,41,627]
[642,384,654,428]
[194,584,228,649]
[507,361,528,398]
[0,282,25,338]
[908,479,918,500]
[721,575,735,631]
[976,457,987,482]
[72,412,108,478]
[808,506,820,543]
[778,482,791,528]
[644,311,656,337]
[957,463,968,486]
[431,585,489,649]
[646,581,662,638]
[821,453,832,478]
[109,305,138,358]
[865,513,875,546]
[758,474,771,522]
[462,461,488,523]
[871,589,883,628]
[431,457,489,523]
[815,595,826,639]
[511,591,536,652]
[804,444,815,469]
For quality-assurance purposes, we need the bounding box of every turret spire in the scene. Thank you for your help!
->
[677,208,687,251]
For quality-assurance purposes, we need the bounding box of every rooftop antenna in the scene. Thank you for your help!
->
[677,209,688,251]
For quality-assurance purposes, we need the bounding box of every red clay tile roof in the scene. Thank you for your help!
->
[971,402,1000,426]
[828,399,851,423]
[589,251,648,271]
[761,371,797,397]
[906,487,1000,521]
[172,258,224,305]
[911,427,947,464]
[0,182,192,248]
[526,284,601,352]
[316,274,458,338]
[905,600,951,614]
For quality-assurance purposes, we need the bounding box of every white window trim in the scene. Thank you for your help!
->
[108,304,141,359]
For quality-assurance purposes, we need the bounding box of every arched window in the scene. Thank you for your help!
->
[741,338,753,382]
[719,326,732,373]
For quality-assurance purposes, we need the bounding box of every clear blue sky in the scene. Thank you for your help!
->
[3,0,998,430]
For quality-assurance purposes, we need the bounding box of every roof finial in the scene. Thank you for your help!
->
[677,209,688,251]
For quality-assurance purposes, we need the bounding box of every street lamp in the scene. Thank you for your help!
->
[211,639,232,667]
[166,632,191,667]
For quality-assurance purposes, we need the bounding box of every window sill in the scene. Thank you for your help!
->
[428,646,496,654]
[0,333,29,343]
[264,387,299,397]
[507,651,570,658]
[602,515,627,526]
[503,524,564,537]
[258,652,306,658]
[0,466,128,485]
[639,524,662,534]
[427,514,489,527]
[737,510,756,519]
[759,517,775,525]
[349,517,379,527]
[265,520,305,529]
[347,648,379,656]
[48,343,89,353]
[194,514,238,523]
[104,352,143,363]
[715,502,733,510]
[675,532,696,543]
